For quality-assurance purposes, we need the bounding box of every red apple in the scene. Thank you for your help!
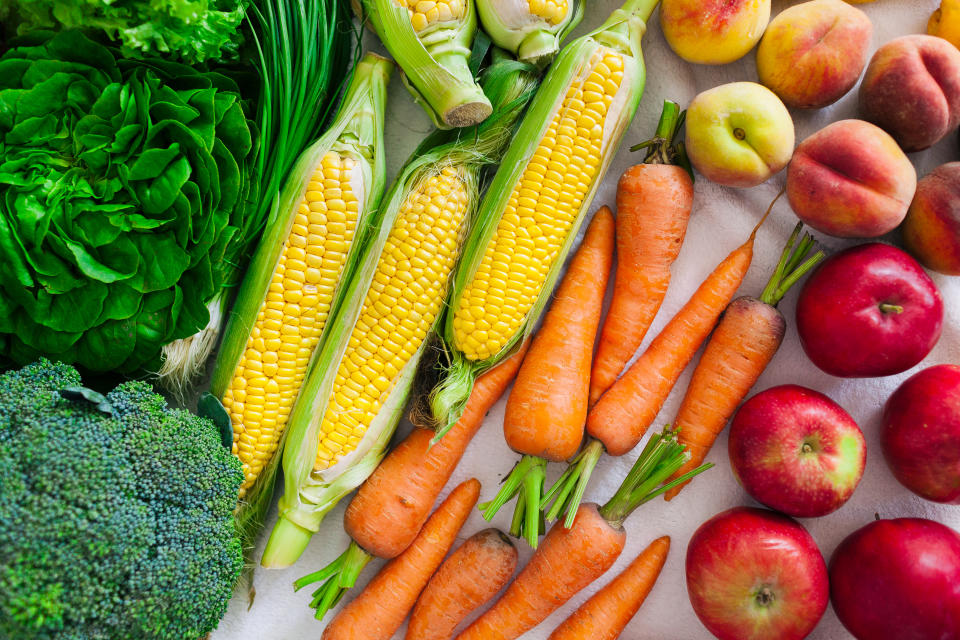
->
[882,364,960,503]
[729,385,866,518]
[795,243,943,377]
[830,518,960,639]
[686,507,829,640]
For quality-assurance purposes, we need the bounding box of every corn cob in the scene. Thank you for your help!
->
[260,55,541,570]
[431,0,658,436]
[201,54,391,541]
[357,0,491,128]
[476,0,583,65]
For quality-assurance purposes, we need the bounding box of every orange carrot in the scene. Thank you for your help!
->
[547,536,671,640]
[544,198,775,527]
[456,504,626,640]
[347,344,528,559]
[297,346,526,619]
[505,207,614,462]
[406,528,518,640]
[460,427,711,640]
[481,208,613,547]
[320,478,481,640]
[664,225,824,500]
[590,102,694,407]
[588,224,760,455]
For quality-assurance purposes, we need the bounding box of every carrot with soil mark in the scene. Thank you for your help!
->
[406,528,518,640]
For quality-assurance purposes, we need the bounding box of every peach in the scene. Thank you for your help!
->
[756,0,872,109]
[787,119,917,238]
[660,0,771,65]
[859,35,960,151]
[903,162,960,275]
[685,82,795,188]
[929,0,960,50]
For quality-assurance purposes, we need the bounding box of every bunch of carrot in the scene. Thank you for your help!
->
[294,347,527,619]
[480,101,695,543]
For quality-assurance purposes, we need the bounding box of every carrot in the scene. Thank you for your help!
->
[590,102,694,407]
[664,224,824,500]
[543,196,776,527]
[348,344,528,559]
[318,478,481,640]
[297,346,527,619]
[458,429,710,640]
[480,208,613,547]
[547,536,671,640]
[406,528,518,640]
[455,504,626,640]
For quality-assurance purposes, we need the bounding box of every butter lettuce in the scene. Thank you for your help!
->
[0,30,255,372]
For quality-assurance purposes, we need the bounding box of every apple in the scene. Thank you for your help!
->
[796,243,944,377]
[830,518,960,639]
[686,507,829,640]
[882,364,960,503]
[729,385,866,518]
[685,82,795,188]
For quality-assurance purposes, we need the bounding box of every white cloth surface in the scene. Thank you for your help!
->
[214,1,960,638]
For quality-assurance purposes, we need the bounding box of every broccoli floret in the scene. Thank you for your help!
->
[0,360,243,640]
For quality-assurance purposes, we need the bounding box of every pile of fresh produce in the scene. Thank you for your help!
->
[2,0,960,638]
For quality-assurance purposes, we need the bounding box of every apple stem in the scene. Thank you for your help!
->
[629,100,694,180]
[759,222,826,307]
[879,303,904,315]
[597,426,713,528]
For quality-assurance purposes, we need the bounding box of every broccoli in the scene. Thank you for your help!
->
[0,360,243,640]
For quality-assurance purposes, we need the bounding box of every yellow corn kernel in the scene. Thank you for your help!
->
[527,0,568,25]
[227,151,361,497]
[452,48,624,362]
[395,0,464,31]
[314,166,469,470]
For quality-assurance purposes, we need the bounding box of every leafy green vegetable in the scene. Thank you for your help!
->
[0,359,244,640]
[0,0,247,64]
[0,30,255,373]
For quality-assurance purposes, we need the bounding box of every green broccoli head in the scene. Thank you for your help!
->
[0,359,243,640]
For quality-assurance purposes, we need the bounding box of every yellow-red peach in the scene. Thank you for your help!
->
[860,35,960,151]
[660,0,771,65]
[757,0,872,109]
[787,120,917,238]
[903,162,960,275]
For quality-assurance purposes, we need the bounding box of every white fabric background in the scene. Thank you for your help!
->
[215,1,960,638]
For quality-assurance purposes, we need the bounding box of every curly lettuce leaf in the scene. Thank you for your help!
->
[0,0,246,64]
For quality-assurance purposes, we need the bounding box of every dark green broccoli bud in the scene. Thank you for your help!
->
[0,360,243,640]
